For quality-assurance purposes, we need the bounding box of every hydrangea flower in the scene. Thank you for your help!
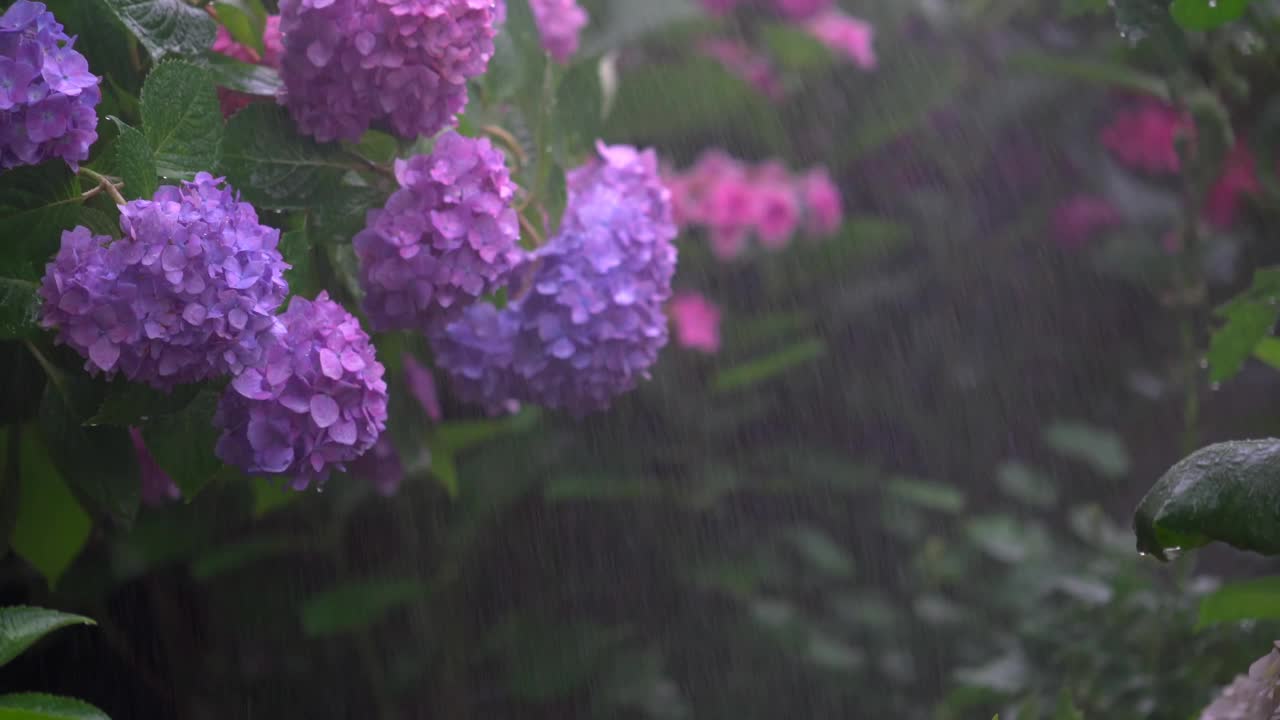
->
[800,168,842,236]
[0,0,100,171]
[212,14,283,116]
[1101,100,1189,174]
[529,0,588,64]
[354,132,521,332]
[433,142,678,415]
[669,293,721,354]
[214,292,389,488]
[700,38,784,101]
[277,0,497,143]
[39,174,290,389]
[129,428,182,506]
[805,11,876,70]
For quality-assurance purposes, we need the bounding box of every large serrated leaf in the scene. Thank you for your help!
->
[0,277,40,341]
[1135,439,1280,560]
[140,390,223,499]
[99,0,217,60]
[140,62,223,180]
[0,693,109,720]
[219,105,350,209]
[106,118,157,201]
[0,607,94,667]
[37,383,139,528]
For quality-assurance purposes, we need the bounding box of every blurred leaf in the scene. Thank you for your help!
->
[996,461,1057,508]
[106,118,157,200]
[1187,90,1234,194]
[99,0,217,60]
[140,61,223,180]
[10,432,91,589]
[965,515,1050,564]
[37,383,139,528]
[486,619,630,701]
[806,634,864,671]
[1254,336,1280,370]
[250,478,301,517]
[713,338,825,392]
[953,648,1029,695]
[761,22,831,72]
[582,0,700,56]
[544,473,660,501]
[787,527,854,579]
[1110,0,1188,65]
[886,477,965,514]
[300,579,426,637]
[1135,439,1280,560]
[1196,576,1280,628]
[199,53,283,97]
[190,537,305,581]
[213,0,267,55]
[1009,50,1168,99]
[1170,0,1251,29]
[0,693,109,720]
[141,390,223,499]
[1045,421,1131,478]
[1209,303,1277,383]
[0,607,93,667]
[220,105,349,210]
[1053,690,1086,720]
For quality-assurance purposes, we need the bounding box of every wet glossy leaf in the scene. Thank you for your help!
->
[0,607,93,667]
[0,693,109,720]
[199,53,282,97]
[106,118,157,201]
[1135,439,1280,560]
[100,0,216,60]
[1170,0,1252,30]
[140,62,223,180]
[219,105,349,210]
[213,0,267,55]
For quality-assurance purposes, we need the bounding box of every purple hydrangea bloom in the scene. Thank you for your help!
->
[0,1,100,171]
[277,0,497,143]
[432,142,678,415]
[214,292,389,488]
[39,174,290,389]
[529,0,588,64]
[354,131,521,331]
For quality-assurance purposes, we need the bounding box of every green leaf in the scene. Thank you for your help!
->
[1187,89,1235,194]
[0,277,40,341]
[0,693,109,720]
[1110,0,1188,65]
[1045,421,1130,479]
[99,0,217,60]
[190,536,303,581]
[37,382,139,527]
[713,338,826,392]
[1053,690,1086,720]
[219,105,350,210]
[1170,0,1252,29]
[787,526,854,578]
[995,461,1057,508]
[0,163,87,281]
[886,477,965,514]
[278,228,319,299]
[10,432,92,589]
[199,52,283,97]
[250,478,301,517]
[1135,439,1280,560]
[1254,336,1280,370]
[1210,302,1277,383]
[140,390,223,499]
[1196,576,1280,628]
[965,515,1050,564]
[107,118,158,201]
[140,61,223,181]
[0,607,94,667]
[300,578,426,637]
[89,382,199,426]
[213,0,267,55]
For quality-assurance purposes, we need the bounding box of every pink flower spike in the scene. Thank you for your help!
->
[806,11,876,70]
[670,293,722,354]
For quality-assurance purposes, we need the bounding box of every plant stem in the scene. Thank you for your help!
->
[481,124,528,167]
[78,167,127,205]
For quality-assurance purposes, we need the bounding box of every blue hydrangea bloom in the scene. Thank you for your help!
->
[215,292,389,488]
[0,1,101,171]
[278,0,497,143]
[432,142,678,416]
[39,174,291,389]
[354,131,521,332]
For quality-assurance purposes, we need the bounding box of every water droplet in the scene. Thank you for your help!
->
[1210,0,1218,7]
[1199,358,1209,369]
[1164,546,1184,560]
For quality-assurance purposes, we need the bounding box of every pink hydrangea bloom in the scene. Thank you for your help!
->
[529,0,588,64]
[403,353,443,422]
[1101,100,1190,174]
[800,168,842,236]
[1052,194,1122,250]
[754,180,801,249]
[211,15,283,116]
[1205,142,1260,229]
[670,293,721,353]
[701,38,784,101]
[806,11,876,70]
[129,428,181,506]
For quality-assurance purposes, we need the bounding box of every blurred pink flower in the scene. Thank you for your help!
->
[1052,194,1122,250]
[403,354,443,423]
[701,38,785,101]
[755,181,801,249]
[769,0,832,21]
[670,293,722,353]
[698,0,742,15]
[211,15,283,117]
[800,168,842,236]
[1101,100,1189,174]
[129,428,181,507]
[1205,142,1260,229]
[806,11,876,70]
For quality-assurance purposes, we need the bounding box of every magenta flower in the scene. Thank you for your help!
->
[529,0,588,64]
[800,168,842,236]
[700,38,784,101]
[354,132,522,332]
[214,292,389,488]
[39,174,291,389]
[805,11,876,70]
[0,1,100,171]
[670,293,721,354]
[212,14,283,117]
[754,180,801,249]
[403,353,443,422]
[129,428,182,506]
[278,0,496,143]
[1205,142,1260,229]
[1052,194,1122,250]
[1101,100,1189,174]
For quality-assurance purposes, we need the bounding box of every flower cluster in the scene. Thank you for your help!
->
[277,0,497,143]
[211,13,284,117]
[1101,99,1190,174]
[669,292,721,354]
[433,143,678,415]
[354,132,522,332]
[214,292,389,488]
[665,150,843,259]
[804,10,876,69]
[0,1,100,171]
[39,174,290,389]
[529,0,588,64]
[700,38,784,102]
